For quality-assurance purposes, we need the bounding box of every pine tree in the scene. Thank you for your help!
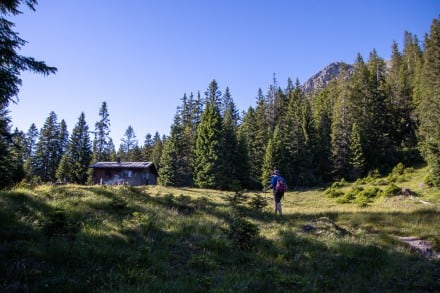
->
[159,114,183,186]
[24,123,39,159]
[65,112,92,184]
[150,132,163,168]
[349,122,365,179]
[300,99,319,185]
[331,65,353,180]
[386,41,417,149]
[238,89,268,187]
[34,111,62,182]
[284,80,306,185]
[93,101,112,162]
[119,125,138,161]
[193,100,223,189]
[219,89,240,190]
[261,126,284,186]
[141,133,154,161]
[0,1,56,187]
[23,123,39,180]
[312,84,335,182]
[415,17,440,186]
[365,49,393,169]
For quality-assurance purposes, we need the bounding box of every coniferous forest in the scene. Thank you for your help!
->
[1,2,439,190]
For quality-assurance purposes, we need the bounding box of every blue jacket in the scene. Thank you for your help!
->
[270,175,286,192]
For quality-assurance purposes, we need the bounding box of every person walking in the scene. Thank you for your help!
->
[264,169,287,216]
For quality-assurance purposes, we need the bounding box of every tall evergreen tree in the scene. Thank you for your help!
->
[141,133,154,161]
[159,113,191,186]
[24,123,39,159]
[150,132,163,168]
[0,0,56,187]
[119,125,138,161]
[415,17,440,186]
[219,89,242,190]
[193,100,223,189]
[349,122,365,179]
[284,80,306,185]
[312,84,335,182]
[93,101,112,162]
[238,89,269,187]
[261,126,284,186]
[60,113,92,184]
[331,65,353,180]
[34,112,62,182]
[365,49,393,169]
[386,41,417,149]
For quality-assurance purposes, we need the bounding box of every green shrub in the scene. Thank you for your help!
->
[382,183,401,197]
[331,179,346,188]
[355,187,380,207]
[249,193,268,210]
[324,187,344,198]
[360,186,380,198]
[228,214,259,250]
[224,190,249,206]
[392,163,406,175]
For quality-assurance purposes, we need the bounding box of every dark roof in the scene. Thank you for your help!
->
[90,161,155,169]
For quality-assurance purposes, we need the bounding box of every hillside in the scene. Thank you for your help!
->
[1,166,439,291]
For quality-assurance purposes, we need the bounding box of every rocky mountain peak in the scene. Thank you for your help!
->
[302,62,354,94]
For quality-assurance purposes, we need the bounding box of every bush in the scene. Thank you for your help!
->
[382,183,401,197]
[324,187,344,198]
[249,193,268,210]
[392,163,405,176]
[355,187,380,207]
[228,214,259,250]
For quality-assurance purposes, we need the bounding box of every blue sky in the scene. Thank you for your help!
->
[10,0,439,146]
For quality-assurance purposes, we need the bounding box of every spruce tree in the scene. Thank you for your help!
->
[150,132,163,169]
[93,101,112,162]
[66,112,92,184]
[141,133,154,161]
[284,80,306,185]
[386,41,417,149]
[331,65,353,180]
[239,89,269,187]
[24,123,39,160]
[313,84,335,182]
[0,0,56,187]
[34,112,62,182]
[349,122,365,179]
[219,90,240,190]
[415,17,440,186]
[159,113,192,186]
[119,125,138,161]
[261,126,284,186]
[193,100,223,189]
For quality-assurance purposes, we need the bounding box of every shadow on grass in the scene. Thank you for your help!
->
[1,187,439,292]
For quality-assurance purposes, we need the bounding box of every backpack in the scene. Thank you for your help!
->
[275,177,286,192]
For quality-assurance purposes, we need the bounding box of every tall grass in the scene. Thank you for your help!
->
[1,166,439,291]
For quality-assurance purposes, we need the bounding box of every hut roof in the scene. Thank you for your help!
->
[89,162,157,174]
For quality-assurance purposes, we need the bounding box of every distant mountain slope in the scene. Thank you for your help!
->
[302,62,354,94]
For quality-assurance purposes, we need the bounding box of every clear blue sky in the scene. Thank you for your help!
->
[10,0,439,146]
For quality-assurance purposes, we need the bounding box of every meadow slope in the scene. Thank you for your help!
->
[1,166,439,292]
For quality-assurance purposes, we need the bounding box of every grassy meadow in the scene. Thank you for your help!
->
[1,166,439,292]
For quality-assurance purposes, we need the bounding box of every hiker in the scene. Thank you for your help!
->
[264,169,287,215]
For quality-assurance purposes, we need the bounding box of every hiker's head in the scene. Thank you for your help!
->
[273,169,280,175]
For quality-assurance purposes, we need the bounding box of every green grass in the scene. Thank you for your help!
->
[1,166,439,292]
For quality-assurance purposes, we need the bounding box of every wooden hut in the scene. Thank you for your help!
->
[89,161,158,186]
